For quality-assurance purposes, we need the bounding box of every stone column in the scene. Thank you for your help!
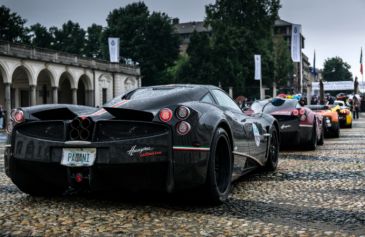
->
[89,89,94,106]
[30,85,36,106]
[4,83,11,125]
[52,87,58,104]
[85,89,94,106]
[14,88,20,108]
[72,88,77,105]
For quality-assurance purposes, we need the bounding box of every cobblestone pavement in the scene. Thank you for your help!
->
[1,118,365,236]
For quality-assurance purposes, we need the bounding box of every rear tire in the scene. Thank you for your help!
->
[333,124,340,138]
[264,126,279,171]
[203,128,233,204]
[305,123,317,150]
[317,121,324,145]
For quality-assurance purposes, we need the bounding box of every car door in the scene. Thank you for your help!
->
[210,90,256,173]
[244,111,269,164]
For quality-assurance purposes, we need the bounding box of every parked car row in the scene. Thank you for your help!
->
[2,84,352,204]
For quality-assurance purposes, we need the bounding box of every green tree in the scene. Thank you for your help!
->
[273,35,293,88]
[323,57,353,82]
[84,24,104,58]
[176,31,216,85]
[105,2,180,85]
[205,0,280,96]
[0,5,28,43]
[52,20,86,55]
[28,23,53,48]
[155,54,188,84]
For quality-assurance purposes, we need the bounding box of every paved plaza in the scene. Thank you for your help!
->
[0,118,365,236]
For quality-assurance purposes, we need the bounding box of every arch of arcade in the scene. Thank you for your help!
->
[0,41,141,125]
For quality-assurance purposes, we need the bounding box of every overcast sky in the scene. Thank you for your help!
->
[1,0,364,79]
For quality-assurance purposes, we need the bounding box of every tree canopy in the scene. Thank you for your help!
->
[0,5,28,42]
[273,35,293,88]
[104,2,180,86]
[84,24,104,58]
[51,20,86,55]
[175,0,281,97]
[323,57,353,82]
[28,23,53,48]
[175,31,216,85]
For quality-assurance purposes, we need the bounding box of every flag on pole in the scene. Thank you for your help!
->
[291,24,301,62]
[108,37,120,63]
[360,47,363,75]
[254,55,261,80]
[312,50,316,76]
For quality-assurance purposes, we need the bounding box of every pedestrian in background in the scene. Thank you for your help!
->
[0,105,4,129]
[235,96,247,109]
[353,96,360,119]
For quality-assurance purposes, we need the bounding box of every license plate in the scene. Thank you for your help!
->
[61,148,96,167]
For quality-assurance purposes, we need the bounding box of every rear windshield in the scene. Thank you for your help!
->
[252,99,298,113]
[104,86,192,106]
[126,87,187,100]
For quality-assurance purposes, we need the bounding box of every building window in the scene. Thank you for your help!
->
[102,88,107,104]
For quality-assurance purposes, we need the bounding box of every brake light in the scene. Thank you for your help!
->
[11,109,25,123]
[176,121,191,135]
[339,109,347,115]
[176,106,191,120]
[159,108,173,122]
[292,110,299,116]
[299,108,305,115]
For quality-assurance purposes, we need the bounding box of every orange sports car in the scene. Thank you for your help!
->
[306,105,340,138]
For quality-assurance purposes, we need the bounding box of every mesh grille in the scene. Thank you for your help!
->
[16,121,65,141]
[95,121,168,142]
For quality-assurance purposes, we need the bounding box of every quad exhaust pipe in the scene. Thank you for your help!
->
[69,117,92,141]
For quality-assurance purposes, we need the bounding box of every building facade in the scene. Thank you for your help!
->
[0,41,141,125]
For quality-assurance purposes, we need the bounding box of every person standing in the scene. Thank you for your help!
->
[235,96,247,109]
[353,96,360,119]
[0,105,4,129]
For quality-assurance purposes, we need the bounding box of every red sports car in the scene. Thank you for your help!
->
[251,98,324,150]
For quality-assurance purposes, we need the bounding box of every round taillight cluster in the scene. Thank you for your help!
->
[176,106,190,120]
[299,109,307,121]
[159,108,173,122]
[159,106,192,136]
[176,121,191,135]
[292,110,299,116]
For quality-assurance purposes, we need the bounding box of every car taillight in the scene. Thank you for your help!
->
[343,110,349,115]
[11,109,25,123]
[292,110,299,116]
[176,106,190,120]
[159,108,173,122]
[298,108,306,121]
[176,121,191,135]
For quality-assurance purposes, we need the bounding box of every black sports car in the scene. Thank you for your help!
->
[4,84,279,204]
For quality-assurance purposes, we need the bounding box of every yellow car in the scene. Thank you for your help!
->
[332,101,353,128]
